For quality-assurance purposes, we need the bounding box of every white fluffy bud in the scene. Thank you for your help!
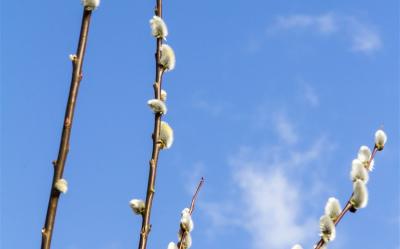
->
[81,0,100,10]
[374,129,387,151]
[180,208,194,232]
[150,16,168,39]
[351,179,368,209]
[167,242,178,249]
[319,214,336,242]
[129,199,145,215]
[147,99,167,114]
[291,244,303,249]
[161,89,167,102]
[160,121,174,149]
[55,179,68,194]
[358,145,374,171]
[324,197,341,220]
[350,159,369,183]
[179,231,192,249]
[160,44,176,71]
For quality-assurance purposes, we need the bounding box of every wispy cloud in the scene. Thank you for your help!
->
[274,113,298,145]
[268,13,382,54]
[202,116,334,249]
[349,21,382,53]
[232,167,316,249]
[272,13,337,34]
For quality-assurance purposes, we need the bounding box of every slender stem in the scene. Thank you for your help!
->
[40,9,93,249]
[314,144,380,249]
[137,2,164,249]
[189,177,205,215]
[177,178,205,249]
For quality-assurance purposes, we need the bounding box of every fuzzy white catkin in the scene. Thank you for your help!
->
[160,121,174,149]
[320,214,336,242]
[150,16,168,39]
[147,99,167,114]
[180,208,194,232]
[375,129,387,150]
[350,159,369,183]
[160,44,176,71]
[167,242,178,249]
[180,232,192,249]
[55,179,68,193]
[129,199,145,215]
[351,179,368,209]
[358,145,374,171]
[291,244,303,249]
[324,197,341,220]
[81,0,100,10]
[161,89,167,102]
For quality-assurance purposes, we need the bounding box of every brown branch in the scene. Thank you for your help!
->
[314,146,379,249]
[40,9,93,249]
[177,178,205,249]
[137,2,164,249]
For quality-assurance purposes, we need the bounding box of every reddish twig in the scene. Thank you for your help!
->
[178,178,205,249]
[40,8,94,249]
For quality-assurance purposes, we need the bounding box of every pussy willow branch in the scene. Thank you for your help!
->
[40,9,93,249]
[314,146,379,249]
[137,1,164,249]
[177,177,205,249]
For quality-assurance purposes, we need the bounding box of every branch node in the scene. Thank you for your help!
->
[69,54,78,63]
[64,117,71,128]
[141,224,152,236]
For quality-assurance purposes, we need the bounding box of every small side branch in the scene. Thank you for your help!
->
[40,9,93,249]
[189,177,205,215]
[177,178,205,249]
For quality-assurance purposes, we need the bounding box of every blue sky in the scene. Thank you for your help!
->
[1,1,399,249]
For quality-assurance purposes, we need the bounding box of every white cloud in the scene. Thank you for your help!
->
[203,135,333,249]
[350,24,382,53]
[274,113,298,145]
[273,13,337,34]
[233,167,316,249]
[269,13,382,54]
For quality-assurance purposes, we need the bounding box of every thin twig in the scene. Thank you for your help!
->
[189,177,205,215]
[137,2,164,249]
[177,178,205,249]
[40,9,93,249]
[314,146,379,249]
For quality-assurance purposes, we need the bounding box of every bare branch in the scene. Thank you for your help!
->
[41,8,94,249]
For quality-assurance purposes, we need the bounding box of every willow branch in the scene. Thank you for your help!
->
[137,2,164,249]
[314,146,379,249]
[189,177,205,215]
[177,178,205,249]
[40,9,93,249]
